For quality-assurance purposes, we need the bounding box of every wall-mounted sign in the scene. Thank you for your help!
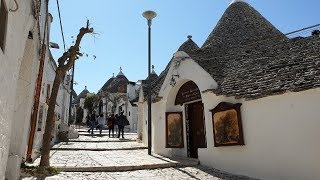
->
[175,81,201,105]
[165,112,184,148]
[210,102,244,147]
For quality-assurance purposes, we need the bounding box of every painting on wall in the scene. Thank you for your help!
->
[165,112,184,148]
[210,102,244,147]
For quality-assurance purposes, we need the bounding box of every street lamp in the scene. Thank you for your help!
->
[143,10,157,155]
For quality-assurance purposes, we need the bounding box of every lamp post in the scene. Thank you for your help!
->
[143,10,157,155]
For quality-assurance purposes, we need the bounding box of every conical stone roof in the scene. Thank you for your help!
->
[73,86,90,104]
[101,68,129,93]
[100,76,115,92]
[202,1,286,49]
[178,35,199,53]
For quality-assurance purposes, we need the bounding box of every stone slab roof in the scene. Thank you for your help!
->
[100,77,115,92]
[178,36,199,52]
[141,1,320,102]
[99,74,129,94]
[202,1,286,49]
[73,88,90,104]
[189,36,320,100]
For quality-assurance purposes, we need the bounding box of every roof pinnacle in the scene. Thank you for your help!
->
[151,65,156,74]
[117,66,125,76]
[229,0,246,5]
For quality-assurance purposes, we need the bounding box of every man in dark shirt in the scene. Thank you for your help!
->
[88,111,96,134]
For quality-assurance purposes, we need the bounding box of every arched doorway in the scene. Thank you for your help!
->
[175,81,207,158]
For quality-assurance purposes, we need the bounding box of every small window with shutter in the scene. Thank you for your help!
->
[37,105,44,131]
[46,84,51,104]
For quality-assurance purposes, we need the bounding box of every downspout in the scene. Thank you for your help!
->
[26,44,46,162]
[26,0,49,162]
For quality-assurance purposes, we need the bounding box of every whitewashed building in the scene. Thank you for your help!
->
[97,68,141,132]
[0,0,50,179]
[72,86,91,123]
[0,0,71,179]
[138,1,320,179]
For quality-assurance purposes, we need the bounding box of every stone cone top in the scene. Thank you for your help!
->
[202,1,286,49]
[73,86,90,104]
[117,67,125,77]
[178,35,199,53]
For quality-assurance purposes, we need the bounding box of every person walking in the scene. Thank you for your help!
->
[107,114,116,137]
[88,111,96,134]
[116,111,130,138]
[114,114,119,135]
[97,114,105,135]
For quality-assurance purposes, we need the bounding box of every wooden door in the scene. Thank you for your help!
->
[187,101,206,158]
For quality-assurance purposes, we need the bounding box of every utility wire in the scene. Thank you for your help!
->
[285,24,320,36]
[56,0,66,52]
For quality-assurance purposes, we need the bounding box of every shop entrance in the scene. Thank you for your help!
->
[185,101,207,158]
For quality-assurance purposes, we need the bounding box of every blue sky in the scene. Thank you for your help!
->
[48,0,320,95]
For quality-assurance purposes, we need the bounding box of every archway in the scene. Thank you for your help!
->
[175,81,207,158]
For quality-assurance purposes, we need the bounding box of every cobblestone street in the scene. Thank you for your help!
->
[22,129,257,180]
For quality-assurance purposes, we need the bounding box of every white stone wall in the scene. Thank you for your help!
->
[148,55,320,179]
[199,89,320,180]
[126,102,138,132]
[6,38,39,180]
[127,83,136,100]
[0,0,38,178]
[137,88,147,144]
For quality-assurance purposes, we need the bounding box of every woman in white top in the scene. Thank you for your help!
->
[97,114,105,135]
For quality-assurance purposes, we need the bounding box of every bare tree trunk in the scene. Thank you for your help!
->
[39,22,93,167]
[39,69,63,166]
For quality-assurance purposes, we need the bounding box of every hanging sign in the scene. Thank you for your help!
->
[175,81,201,105]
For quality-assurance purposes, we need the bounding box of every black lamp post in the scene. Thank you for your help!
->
[143,10,157,155]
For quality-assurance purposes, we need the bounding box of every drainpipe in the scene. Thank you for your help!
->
[26,44,46,162]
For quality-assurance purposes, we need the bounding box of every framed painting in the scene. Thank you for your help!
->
[165,112,184,148]
[210,102,244,147]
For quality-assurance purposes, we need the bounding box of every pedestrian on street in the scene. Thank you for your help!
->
[114,114,119,135]
[88,111,96,134]
[97,114,105,135]
[116,111,130,139]
[107,114,116,137]
[96,114,100,130]
[86,115,91,128]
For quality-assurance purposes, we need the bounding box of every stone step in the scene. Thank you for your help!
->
[68,140,136,143]
[78,133,137,136]
[55,162,177,172]
[77,130,137,134]
[51,147,147,151]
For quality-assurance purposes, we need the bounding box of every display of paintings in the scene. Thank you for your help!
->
[165,112,184,148]
[210,102,244,147]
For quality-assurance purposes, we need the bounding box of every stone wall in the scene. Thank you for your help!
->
[0,0,36,178]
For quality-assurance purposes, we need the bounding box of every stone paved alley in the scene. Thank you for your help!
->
[21,129,257,180]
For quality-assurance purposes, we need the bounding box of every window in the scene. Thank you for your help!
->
[46,84,51,104]
[0,0,8,52]
[129,111,130,116]
[37,105,44,131]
